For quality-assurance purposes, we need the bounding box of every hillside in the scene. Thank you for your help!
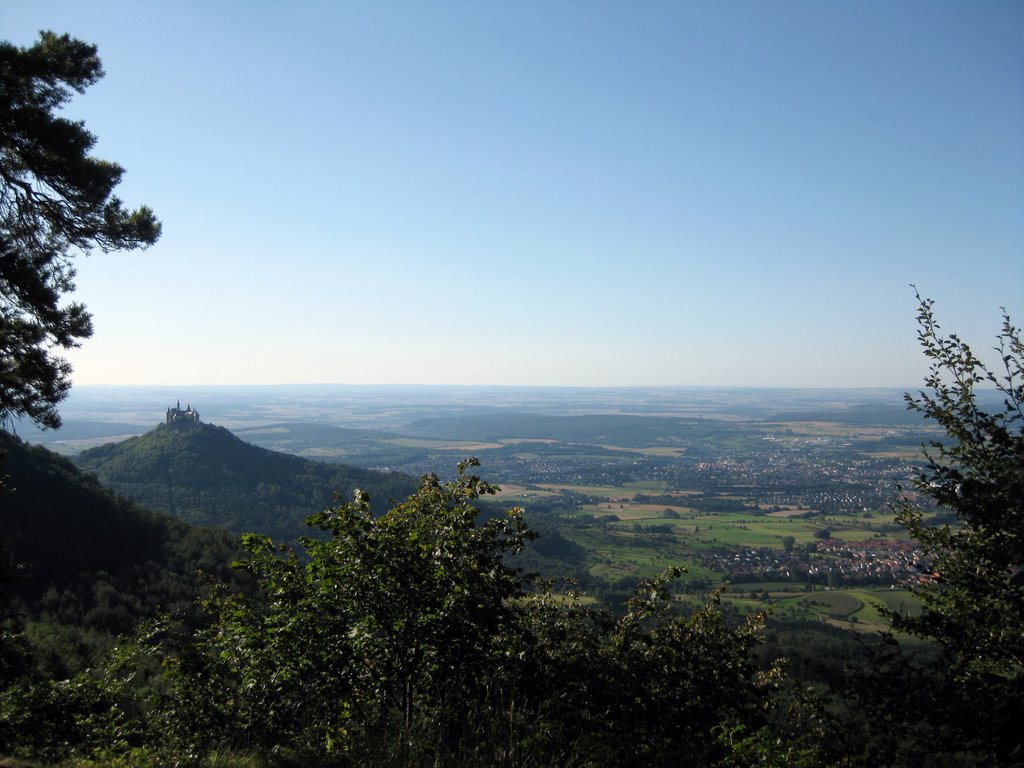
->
[73,422,418,540]
[0,432,243,631]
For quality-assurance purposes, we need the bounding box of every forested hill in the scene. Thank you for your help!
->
[403,412,735,446]
[0,432,242,611]
[73,422,418,540]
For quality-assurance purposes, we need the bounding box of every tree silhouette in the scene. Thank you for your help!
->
[1,32,160,430]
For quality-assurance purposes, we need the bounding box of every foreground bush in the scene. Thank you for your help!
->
[146,460,802,767]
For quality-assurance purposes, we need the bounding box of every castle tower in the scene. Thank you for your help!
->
[166,401,200,424]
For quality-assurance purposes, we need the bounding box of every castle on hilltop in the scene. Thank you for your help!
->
[166,401,200,425]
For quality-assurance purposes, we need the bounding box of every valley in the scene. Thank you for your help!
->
[31,385,943,629]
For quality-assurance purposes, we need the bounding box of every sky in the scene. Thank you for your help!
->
[4,1,1022,389]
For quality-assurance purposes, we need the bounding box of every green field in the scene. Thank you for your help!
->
[537,483,643,498]
[562,524,700,582]
[514,467,924,637]
[718,585,923,633]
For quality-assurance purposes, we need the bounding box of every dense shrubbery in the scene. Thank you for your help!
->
[141,459,806,767]
[0,433,247,763]
[0,453,820,766]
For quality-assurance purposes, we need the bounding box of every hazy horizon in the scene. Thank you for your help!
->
[6,1,1022,390]
[22,381,940,450]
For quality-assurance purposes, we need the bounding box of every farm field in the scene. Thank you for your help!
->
[501,467,929,628]
[716,584,923,632]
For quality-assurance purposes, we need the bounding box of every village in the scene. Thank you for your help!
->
[699,538,928,588]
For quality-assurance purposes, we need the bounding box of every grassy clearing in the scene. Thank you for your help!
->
[826,526,894,542]
[495,488,564,504]
[622,479,670,491]
[599,444,688,456]
[490,483,527,496]
[866,448,923,459]
[537,483,637,498]
[583,503,692,520]
[564,526,697,582]
[724,582,811,593]
[682,513,824,547]
[800,591,864,617]
[869,589,923,617]
[699,526,793,548]
[716,587,922,632]
[764,507,808,518]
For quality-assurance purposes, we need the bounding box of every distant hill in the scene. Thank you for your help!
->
[21,418,149,442]
[771,402,926,426]
[402,412,737,446]
[233,421,395,459]
[73,422,418,540]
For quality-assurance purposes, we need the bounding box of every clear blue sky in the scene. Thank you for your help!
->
[5,1,1022,388]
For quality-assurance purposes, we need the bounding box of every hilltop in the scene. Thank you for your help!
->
[74,421,418,541]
